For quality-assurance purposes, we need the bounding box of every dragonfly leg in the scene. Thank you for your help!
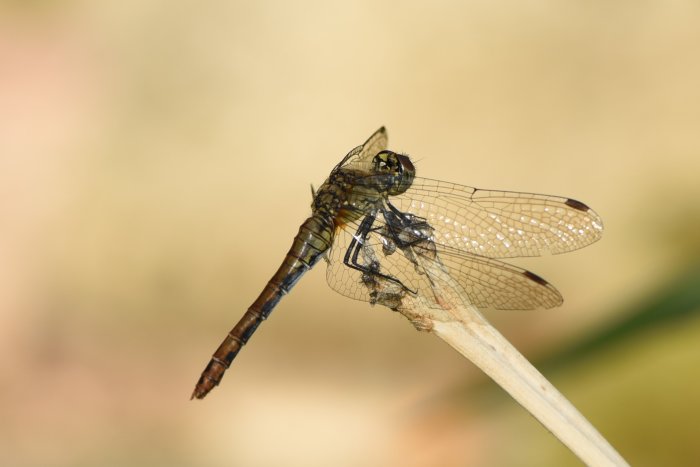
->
[382,202,436,250]
[343,213,411,291]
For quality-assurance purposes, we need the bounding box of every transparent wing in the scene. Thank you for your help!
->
[358,127,388,162]
[433,244,563,309]
[335,127,388,171]
[391,177,603,258]
[326,218,432,306]
[325,216,563,310]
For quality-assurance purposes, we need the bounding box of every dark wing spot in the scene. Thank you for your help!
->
[565,198,590,212]
[522,270,550,286]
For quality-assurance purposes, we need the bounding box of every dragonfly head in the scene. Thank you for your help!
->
[373,150,415,196]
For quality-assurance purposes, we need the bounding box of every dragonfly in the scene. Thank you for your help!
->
[191,127,603,399]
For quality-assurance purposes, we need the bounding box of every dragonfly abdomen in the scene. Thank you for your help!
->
[191,215,334,399]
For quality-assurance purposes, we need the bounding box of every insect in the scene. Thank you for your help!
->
[191,127,603,399]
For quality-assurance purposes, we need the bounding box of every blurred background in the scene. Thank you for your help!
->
[1,1,699,466]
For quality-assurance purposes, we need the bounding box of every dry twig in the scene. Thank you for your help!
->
[385,257,629,466]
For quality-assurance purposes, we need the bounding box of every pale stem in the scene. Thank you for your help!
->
[395,259,629,467]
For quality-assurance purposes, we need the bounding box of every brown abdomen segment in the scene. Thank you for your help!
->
[191,215,333,399]
[191,293,271,399]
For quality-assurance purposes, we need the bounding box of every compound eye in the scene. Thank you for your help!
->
[372,151,415,196]
[373,154,387,171]
[374,151,400,173]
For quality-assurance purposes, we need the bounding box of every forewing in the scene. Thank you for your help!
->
[392,178,603,258]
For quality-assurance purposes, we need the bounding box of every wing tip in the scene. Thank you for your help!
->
[522,270,564,309]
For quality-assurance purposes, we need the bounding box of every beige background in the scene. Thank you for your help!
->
[2,1,699,466]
